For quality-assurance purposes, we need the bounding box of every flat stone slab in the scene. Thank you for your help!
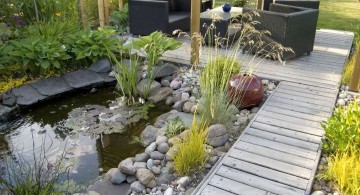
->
[166,112,200,129]
[99,73,117,84]
[62,70,104,89]
[30,76,72,96]
[4,85,47,106]
[88,58,112,73]
[87,179,130,195]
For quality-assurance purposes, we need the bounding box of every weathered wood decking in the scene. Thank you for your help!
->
[162,29,354,195]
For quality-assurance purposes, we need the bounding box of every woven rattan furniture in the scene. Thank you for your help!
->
[128,0,212,35]
[242,3,319,62]
[263,0,320,10]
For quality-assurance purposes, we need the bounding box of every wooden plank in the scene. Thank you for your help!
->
[223,157,309,190]
[251,122,322,143]
[235,141,315,168]
[276,88,335,101]
[200,185,235,195]
[266,101,331,118]
[217,166,307,195]
[269,96,333,113]
[245,128,320,151]
[281,81,338,94]
[279,85,336,99]
[258,110,322,129]
[272,93,334,107]
[263,105,328,122]
[242,134,318,159]
[255,115,324,136]
[208,175,267,195]
[229,148,312,178]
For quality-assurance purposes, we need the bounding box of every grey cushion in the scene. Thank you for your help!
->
[168,12,190,23]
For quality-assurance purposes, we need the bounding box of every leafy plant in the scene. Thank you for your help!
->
[110,3,129,32]
[233,0,247,7]
[9,38,71,72]
[322,101,360,153]
[65,29,120,63]
[321,147,360,195]
[173,115,208,176]
[0,42,14,69]
[165,117,186,137]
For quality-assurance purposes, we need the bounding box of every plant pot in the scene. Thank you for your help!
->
[222,3,232,12]
[227,74,264,109]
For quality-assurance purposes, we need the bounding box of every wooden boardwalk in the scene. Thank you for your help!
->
[162,29,354,195]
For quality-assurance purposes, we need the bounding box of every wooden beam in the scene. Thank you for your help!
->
[98,0,105,28]
[190,0,201,65]
[79,0,88,28]
[257,0,263,9]
[349,43,360,91]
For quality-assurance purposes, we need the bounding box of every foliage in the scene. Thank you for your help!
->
[110,3,129,32]
[173,115,208,175]
[342,51,356,85]
[322,101,360,153]
[0,76,28,94]
[65,29,120,63]
[9,38,72,72]
[0,42,14,69]
[21,20,81,42]
[165,117,186,137]
[232,0,247,7]
[321,147,360,195]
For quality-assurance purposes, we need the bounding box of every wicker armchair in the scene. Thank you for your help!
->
[129,0,212,35]
[242,3,319,62]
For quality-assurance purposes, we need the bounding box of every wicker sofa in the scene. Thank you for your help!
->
[129,0,212,35]
[263,0,320,10]
[242,3,319,62]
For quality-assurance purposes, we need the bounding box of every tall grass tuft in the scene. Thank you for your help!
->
[321,147,360,195]
[173,115,208,176]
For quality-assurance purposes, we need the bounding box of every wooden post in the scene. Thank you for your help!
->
[257,0,263,9]
[98,0,105,28]
[119,0,124,10]
[79,0,88,28]
[349,43,360,91]
[190,0,201,65]
[104,0,110,25]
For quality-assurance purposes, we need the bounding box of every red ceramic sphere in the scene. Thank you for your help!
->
[227,74,264,109]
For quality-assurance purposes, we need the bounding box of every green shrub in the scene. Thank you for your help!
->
[322,101,360,153]
[233,0,247,7]
[0,42,14,69]
[9,38,71,72]
[65,29,120,63]
[21,20,81,42]
[173,116,208,175]
[110,3,129,32]
[165,117,186,137]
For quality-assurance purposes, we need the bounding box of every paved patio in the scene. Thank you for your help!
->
[161,29,354,195]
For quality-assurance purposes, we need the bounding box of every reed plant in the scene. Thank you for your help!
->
[173,115,208,176]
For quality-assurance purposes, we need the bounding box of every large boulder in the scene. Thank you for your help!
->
[88,58,112,73]
[141,125,159,146]
[134,153,150,162]
[147,87,173,103]
[110,169,127,184]
[130,181,145,192]
[153,63,178,79]
[118,157,136,175]
[166,112,199,129]
[87,179,130,195]
[137,79,161,97]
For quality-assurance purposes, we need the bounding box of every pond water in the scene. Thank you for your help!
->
[0,87,170,186]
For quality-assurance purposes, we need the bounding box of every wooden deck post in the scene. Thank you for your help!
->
[349,43,360,91]
[79,0,88,28]
[190,0,201,65]
[98,0,105,28]
[257,0,263,9]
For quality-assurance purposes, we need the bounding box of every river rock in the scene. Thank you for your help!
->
[103,168,118,180]
[173,100,186,112]
[183,101,196,113]
[161,79,170,87]
[136,168,155,185]
[206,124,229,147]
[130,181,145,192]
[134,153,150,162]
[145,143,157,155]
[250,107,259,113]
[147,87,174,103]
[126,175,137,183]
[311,191,325,195]
[181,92,190,101]
[147,159,155,170]
[151,166,161,175]
[208,156,219,165]
[146,179,157,188]
[170,80,182,90]
[141,126,158,146]
[137,79,161,97]
[134,162,147,169]
[164,187,174,195]
[119,157,136,175]
[150,151,165,160]
[165,96,174,105]
[155,135,168,145]
[89,58,111,73]
[110,169,127,184]
[157,142,169,153]
[177,176,190,187]
[153,63,178,79]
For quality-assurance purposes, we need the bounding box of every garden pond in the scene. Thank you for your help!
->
[0,87,170,186]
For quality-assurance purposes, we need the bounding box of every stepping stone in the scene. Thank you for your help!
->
[87,179,130,195]
[5,85,47,106]
[88,58,112,73]
[30,77,72,96]
[62,70,104,89]
[2,91,16,106]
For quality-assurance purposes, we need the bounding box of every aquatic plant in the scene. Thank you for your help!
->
[165,117,186,138]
